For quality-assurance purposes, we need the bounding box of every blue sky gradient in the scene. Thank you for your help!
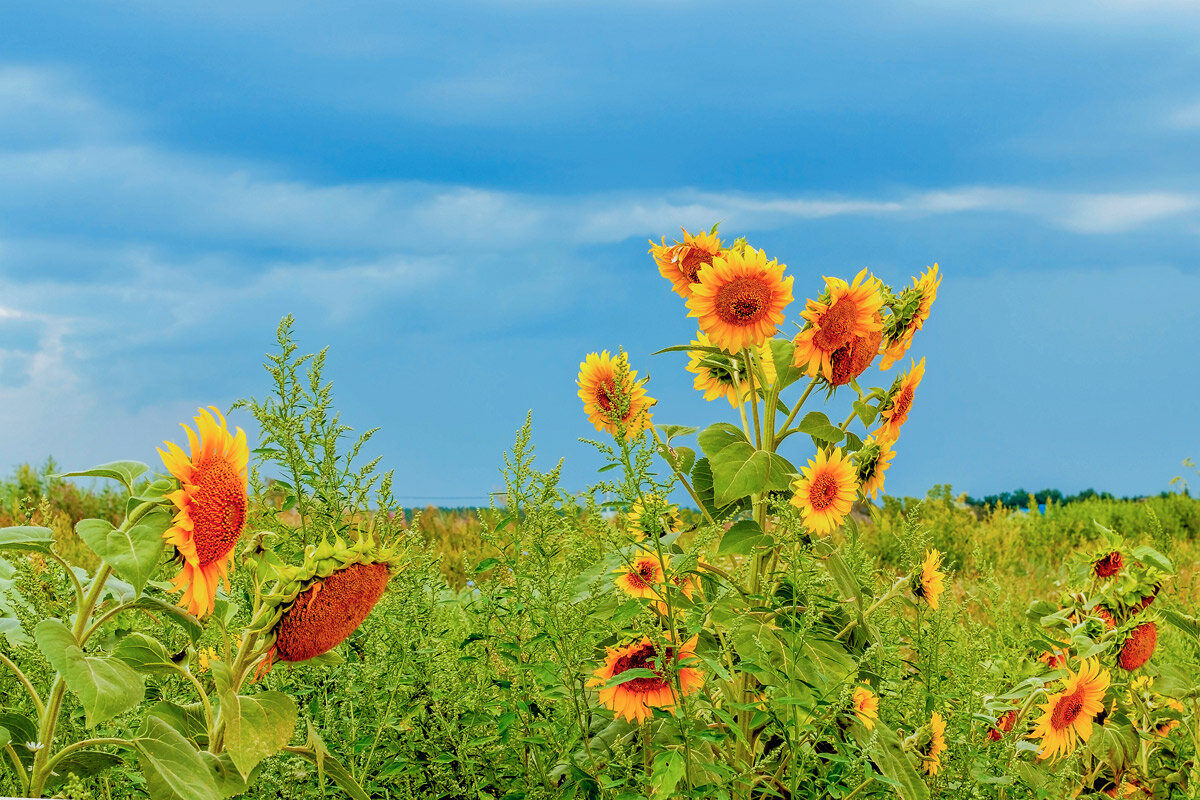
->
[1,1,1197,504]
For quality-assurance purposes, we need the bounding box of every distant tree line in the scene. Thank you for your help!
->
[962,487,1185,510]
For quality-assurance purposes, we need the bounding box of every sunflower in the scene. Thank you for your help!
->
[686,333,776,406]
[874,358,925,444]
[1094,551,1123,578]
[614,555,668,602]
[1156,698,1185,737]
[252,535,402,677]
[653,573,697,616]
[649,227,724,298]
[1039,647,1070,670]
[577,350,655,439]
[789,448,858,535]
[792,269,884,382]
[852,437,895,500]
[686,247,793,353]
[880,264,941,370]
[851,686,879,730]
[158,407,250,618]
[828,312,884,387]
[1030,658,1110,761]
[628,494,684,540]
[913,549,946,611]
[922,711,947,775]
[988,709,1018,742]
[588,635,703,724]
[1117,622,1157,671]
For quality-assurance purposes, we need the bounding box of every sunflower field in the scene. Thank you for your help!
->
[0,228,1197,800]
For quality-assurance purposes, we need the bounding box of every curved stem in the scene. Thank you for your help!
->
[0,651,44,717]
[80,601,137,646]
[649,427,718,528]
[835,576,909,641]
[43,737,133,777]
[179,667,215,733]
[4,742,28,795]
[742,350,762,450]
[46,550,85,612]
[773,377,820,449]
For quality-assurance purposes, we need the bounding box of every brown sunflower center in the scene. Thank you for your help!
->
[813,298,860,351]
[714,277,771,326]
[275,561,391,662]
[626,561,658,589]
[188,456,247,566]
[891,387,914,422]
[1051,688,1085,731]
[808,472,840,511]
[679,247,715,283]
[612,644,672,693]
[596,377,617,412]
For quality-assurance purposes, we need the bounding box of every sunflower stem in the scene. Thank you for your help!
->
[649,427,717,529]
[3,743,28,796]
[0,651,44,718]
[774,377,820,449]
[742,349,762,450]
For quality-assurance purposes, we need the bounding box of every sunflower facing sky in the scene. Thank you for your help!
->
[875,357,925,444]
[792,268,884,382]
[577,350,655,439]
[686,247,793,353]
[789,447,858,535]
[1030,657,1111,761]
[880,264,941,370]
[649,227,724,298]
[589,635,704,724]
[158,406,250,617]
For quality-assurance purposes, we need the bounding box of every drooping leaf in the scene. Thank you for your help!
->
[135,716,220,800]
[656,424,698,443]
[44,749,126,791]
[58,461,149,494]
[75,510,170,596]
[200,752,250,799]
[124,596,204,644]
[767,337,807,392]
[852,722,929,800]
[697,423,749,459]
[144,701,210,746]
[287,739,370,800]
[114,633,184,676]
[35,619,145,727]
[711,445,796,506]
[212,662,297,779]
[0,526,54,555]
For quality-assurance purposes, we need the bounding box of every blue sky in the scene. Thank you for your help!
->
[0,1,1197,505]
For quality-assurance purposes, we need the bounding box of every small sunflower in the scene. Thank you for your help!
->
[1117,622,1157,671]
[851,686,879,730]
[922,711,947,775]
[614,555,668,602]
[874,358,925,444]
[1094,551,1123,578]
[1156,697,1185,737]
[588,635,704,724]
[577,350,655,439]
[1030,657,1110,761]
[852,437,895,500]
[649,228,724,298]
[789,448,858,535]
[686,247,793,353]
[912,549,946,611]
[879,264,940,370]
[627,494,684,540]
[792,269,884,382]
[988,709,1018,742]
[1039,647,1070,670]
[685,333,776,407]
[158,407,250,618]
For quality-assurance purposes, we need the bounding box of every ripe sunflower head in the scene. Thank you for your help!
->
[789,447,858,536]
[587,635,703,724]
[1030,657,1111,762]
[1117,622,1158,671]
[828,311,884,387]
[1093,551,1123,578]
[577,350,655,440]
[686,247,793,353]
[792,269,884,382]
[649,227,724,298]
[874,358,925,444]
[158,407,250,618]
[251,535,402,676]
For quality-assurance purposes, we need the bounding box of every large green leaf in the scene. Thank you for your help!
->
[144,701,210,746]
[697,423,749,459]
[0,557,31,647]
[852,723,929,800]
[45,750,126,791]
[58,461,149,494]
[795,412,844,445]
[0,526,54,555]
[35,619,145,727]
[135,717,219,800]
[0,713,37,768]
[201,751,251,798]
[76,510,170,596]
[213,662,297,779]
[717,520,773,556]
[124,596,204,644]
[114,633,184,676]
[711,444,796,506]
[767,338,807,392]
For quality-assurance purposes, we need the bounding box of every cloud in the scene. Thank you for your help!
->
[1167,100,1200,129]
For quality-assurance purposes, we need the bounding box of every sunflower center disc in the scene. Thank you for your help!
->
[813,298,860,351]
[714,277,770,325]
[1051,689,1085,730]
[613,644,672,693]
[680,248,713,283]
[891,387,914,422]
[808,473,839,511]
[596,377,617,412]
[189,457,248,566]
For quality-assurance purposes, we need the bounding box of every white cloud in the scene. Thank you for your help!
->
[1167,100,1200,129]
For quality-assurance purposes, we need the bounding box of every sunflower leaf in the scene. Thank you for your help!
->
[57,461,150,494]
[711,446,796,506]
[114,632,185,676]
[767,338,807,393]
[35,619,146,727]
[76,510,170,596]
[697,423,749,459]
[717,520,773,556]
[0,525,55,555]
[124,596,204,644]
[212,662,298,780]
[135,716,220,800]
[795,412,844,445]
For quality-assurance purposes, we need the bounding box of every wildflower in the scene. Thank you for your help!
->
[921,712,947,775]
[24,741,43,752]
[874,358,924,444]
[789,448,858,535]
[1029,657,1111,761]
[685,333,775,407]
[627,494,684,540]
[158,407,250,617]
[852,437,895,500]
[988,709,1017,742]
[1117,622,1157,671]
[792,269,884,382]
[912,549,946,611]
[1093,551,1123,578]
[614,555,668,602]
[577,351,655,439]
[649,227,724,298]
[686,247,793,353]
[197,646,217,673]
[851,686,879,730]
[879,264,940,370]
[588,635,703,724]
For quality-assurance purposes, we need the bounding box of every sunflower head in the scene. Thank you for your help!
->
[988,709,1018,742]
[874,357,925,444]
[828,311,884,387]
[912,548,946,611]
[851,686,879,730]
[577,350,655,439]
[650,227,724,298]
[1117,622,1158,671]
[879,264,940,370]
[627,494,684,540]
[921,711,947,775]
[1030,657,1111,761]
[792,269,884,381]
[587,635,703,724]
[614,555,668,601]
[686,247,793,353]
[686,333,776,407]
[158,406,250,618]
[251,535,402,676]
[789,448,858,536]
[1094,551,1123,578]
[852,437,895,500]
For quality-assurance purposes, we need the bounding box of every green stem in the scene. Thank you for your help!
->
[649,427,718,528]
[743,349,762,450]
[4,742,28,795]
[179,668,215,733]
[773,377,820,449]
[46,550,85,612]
[834,577,910,641]
[0,651,44,717]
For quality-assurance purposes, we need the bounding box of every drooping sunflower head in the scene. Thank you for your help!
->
[649,227,724,298]
[874,357,925,444]
[851,686,879,730]
[577,350,655,439]
[1030,657,1111,762]
[789,447,858,536]
[828,311,884,387]
[852,437,895,500]
[1093,551,1123,578]
[587,635,703,724]
[921,711,947,775]
[686,332,751,406]
[158,406,250,618]
[1117,622,1158,671]
[792,269,884,382]
[912,548,946,611]
[627,494,684,540]
[686,247,793,353]
[879,264,940,370]
[252,535,402,676]
[614,554,668,601]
